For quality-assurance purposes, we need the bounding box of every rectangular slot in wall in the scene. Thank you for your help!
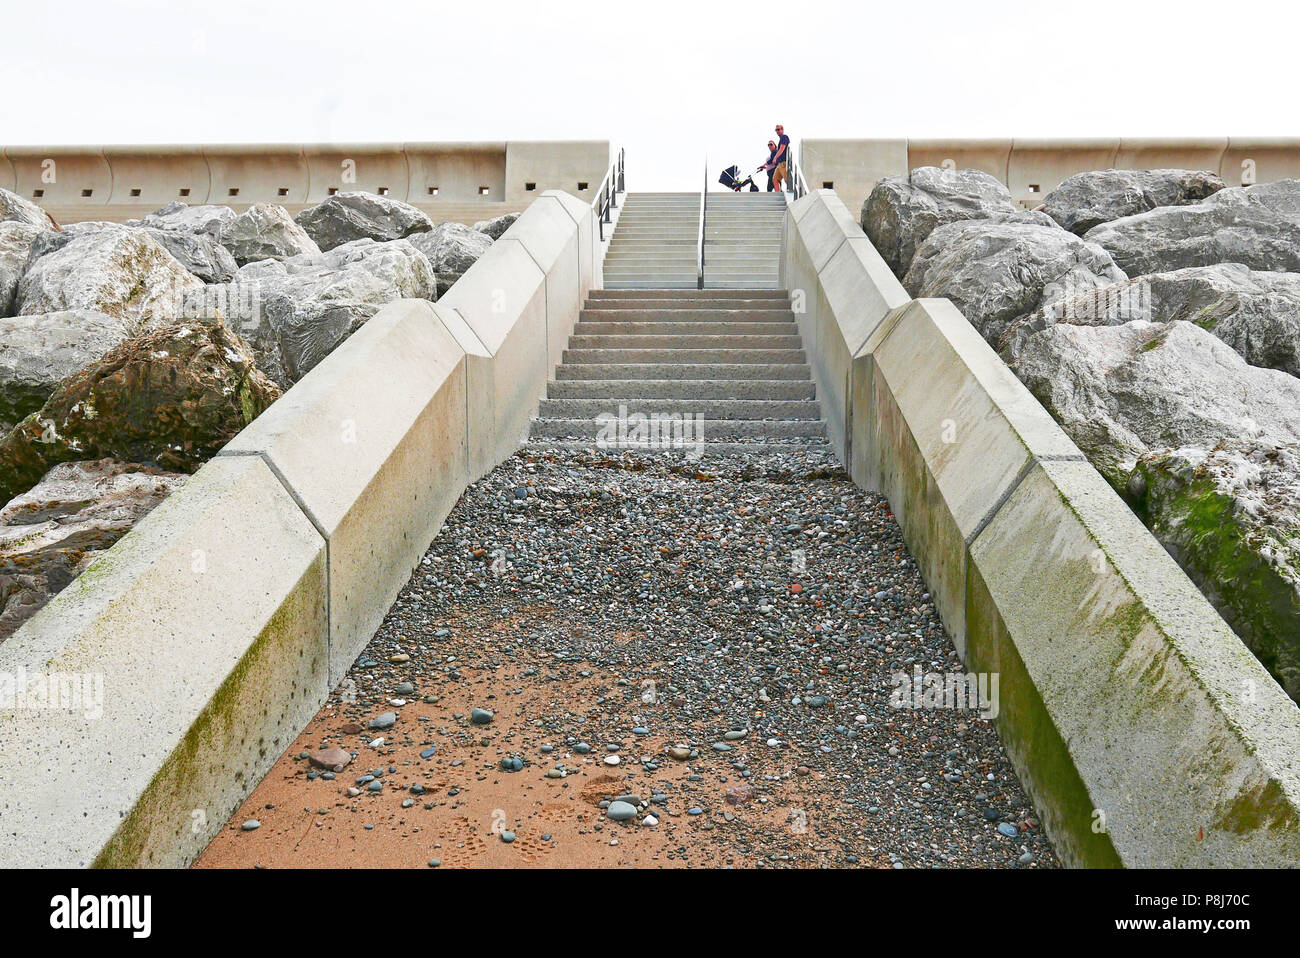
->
[427,186,438,196]
[478,186,490,196]
[228,188,240,196]
[328,187,339,195]
[33,189,44,198]
[179,188,191,196]
[525,182,536,191]
[130,188,141,197]
[278,187,289,196]
[81,189,93,197]
[823,181,834,189]
[377,186,389,196]
[577,181,589,190]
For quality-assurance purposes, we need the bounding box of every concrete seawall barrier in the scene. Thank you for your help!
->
[0,140,609,226]
[786,189,1300,867]
[800,137,1300,220]
[0,190,599,867]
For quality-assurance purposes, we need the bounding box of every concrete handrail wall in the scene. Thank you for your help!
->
[784,189,1300,867]
[799,137,1300,220]
[0,189,598,867]
[1,140,610,222]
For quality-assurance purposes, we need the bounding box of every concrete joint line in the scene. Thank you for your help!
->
[964,453,1086,549]
[500,237,546,278]
[814,234,850,275]
[216,447,333,663]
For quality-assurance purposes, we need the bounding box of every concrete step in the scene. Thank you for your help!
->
[588,289,788,299]
[536,398,822,420]
[567,333,803,349]
[579,307,793,319]
[546,379,816,400]
[603,280,700,290]
[530,417,827,439]
[555,362,812,381]
[562,347,806,364]
[525,438,831,455]
[572,321,796,335]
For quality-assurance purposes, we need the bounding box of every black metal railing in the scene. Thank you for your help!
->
[592,147,625,241]
[697,158,708,289]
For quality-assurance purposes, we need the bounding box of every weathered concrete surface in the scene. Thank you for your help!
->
[222,299,468,685]
[0,454,328,867]
[968,458,1300,867]
[784,187,1300,867]
[783,190,909,461]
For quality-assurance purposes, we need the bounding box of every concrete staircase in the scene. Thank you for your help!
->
[602,193,699,289]
[704,191,784,289]
[530,289,827,450]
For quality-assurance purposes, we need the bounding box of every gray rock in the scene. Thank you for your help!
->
[368,712,397,730]
[1013,320,1300,489]
[903,218,1127,347]
[137,201,237,240]
[408,222,492,276]
[138,227,238,284]
[0,221,47,317]
[606,800,637,821]
[219,203,320,266]
[472,212,519,240]
[0,187,54,229]
[1130,440,1300,701]
[0,310,132,432]
[1084,179,1300,276]
[862,167,1022,277]
[15,227,202,329]
[1043,169,1226,235]
[1000,262,1300,376]
[470,707,494,724]
[295,191,435,252]
[0,459,184,641]
[183,237,435,384]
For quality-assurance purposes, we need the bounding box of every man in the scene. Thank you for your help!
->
[770,124,790,192]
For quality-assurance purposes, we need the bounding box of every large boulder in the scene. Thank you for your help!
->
[185,237,436,384]
[15,227,202,329]
[0,221,47,317]
[136,200,236,239]
[0,187,54,229]
[1083,179,1300,276]
[1043,169,1226,235]
[903,217,1127,347]
[0,310,131,433]
[473,212,519,240]
[1013,320,1300,489]
[407,222,492,295]
[1000,262,1300,376]
[0,459,185,641]
[218,203,320,266]
[1130,440,1300,702]
[0,315,279,503]
[295,191,435,252]
[861,167,1021,277]
[140,226,238,284]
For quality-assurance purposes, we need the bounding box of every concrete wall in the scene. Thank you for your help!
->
[786,188,1300,867]
[801,137,1300,218]
[0,141,610,226]
[0,189,599,867]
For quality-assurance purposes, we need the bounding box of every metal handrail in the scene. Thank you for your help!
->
[697,158,707,290]
[788,143,811,201]
[591,147,625,241]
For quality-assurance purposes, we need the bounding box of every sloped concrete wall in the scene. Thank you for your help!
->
[0,189,599,868]
[786,188,1300,867]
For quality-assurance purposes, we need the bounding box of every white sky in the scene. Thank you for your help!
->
[2,0,1295,192]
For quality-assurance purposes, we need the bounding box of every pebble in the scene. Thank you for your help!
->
[606,801,638,821]
[470,708,494,725]
[500,831,516,843]
[241,820,260,831]
[604,755,620,766]
[368,712,396,730]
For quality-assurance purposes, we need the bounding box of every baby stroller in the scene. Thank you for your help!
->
[719,164,762,192]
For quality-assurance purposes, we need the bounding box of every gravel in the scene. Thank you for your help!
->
[320,444,1058,869]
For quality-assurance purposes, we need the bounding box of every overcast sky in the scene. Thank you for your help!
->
[3,0,1293,192]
